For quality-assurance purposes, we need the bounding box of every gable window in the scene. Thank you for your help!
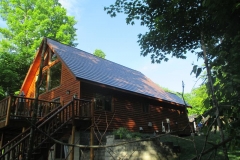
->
[95,94,112,111]
[36,49,61,95]
[39,71,48,94]
[48,62,61,90]
[50,50,57,62]
[143,103,149,113]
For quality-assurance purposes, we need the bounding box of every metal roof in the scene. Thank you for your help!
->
[47,38,186,106]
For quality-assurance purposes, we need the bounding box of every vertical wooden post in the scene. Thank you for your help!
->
[90,100,94,160]
[22,127,26,133]
[70,100,75,160]
[70,126,76,160]
[5,96,12,126]
[19,127,26,159]
[0,133,3,148]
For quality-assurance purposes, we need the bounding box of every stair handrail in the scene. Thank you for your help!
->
[0,98,91,159]
[0,99,91,158]
[0,104,62,155]
[34,98,91,131]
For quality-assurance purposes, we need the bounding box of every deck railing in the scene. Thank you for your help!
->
[0,95,61,127]
[0,97,11,123]
[0,98,91,160]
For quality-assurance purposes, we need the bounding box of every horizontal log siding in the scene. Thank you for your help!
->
[26,62,80,104]
[80,82,189,133]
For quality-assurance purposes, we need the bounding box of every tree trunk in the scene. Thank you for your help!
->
[26,38,47,160]
[200,33,229,160]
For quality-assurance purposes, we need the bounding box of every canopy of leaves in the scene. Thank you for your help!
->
[0,0,77,97]
[185,85,210,115]
[105,0,219,63]
[105,0,240,148]
[93,49,106,59]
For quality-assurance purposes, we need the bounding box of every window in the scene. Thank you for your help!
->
[95,94,112,111]
[55,141,68,159]
[39,71,48,94]
[48,62,61,90]
[52,97,60,103]
[143,103,149,113]
[50,50,57,62]
[36,49,61,95]
[43,52,49,67]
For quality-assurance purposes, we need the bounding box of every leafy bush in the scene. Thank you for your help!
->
[113,127,142,139]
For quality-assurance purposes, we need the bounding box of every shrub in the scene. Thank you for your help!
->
[113,127,143,139]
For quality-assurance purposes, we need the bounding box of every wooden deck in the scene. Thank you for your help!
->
[0,96,92,159]
[0,96,61,128]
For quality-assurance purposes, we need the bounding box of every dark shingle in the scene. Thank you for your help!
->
[47,38,186,105]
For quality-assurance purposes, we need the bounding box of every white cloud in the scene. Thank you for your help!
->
[59,0,84,19]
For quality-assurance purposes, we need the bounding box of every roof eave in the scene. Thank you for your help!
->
[76,77,189,108]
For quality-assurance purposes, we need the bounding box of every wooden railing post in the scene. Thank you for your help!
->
[70,100,76,160]
[5,96,12,126]
[90,100,94,160]
[0,133,3,148]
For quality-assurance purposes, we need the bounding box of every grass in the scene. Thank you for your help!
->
[158,132,240,160]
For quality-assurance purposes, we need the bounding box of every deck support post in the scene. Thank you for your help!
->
[90,100,94,160]
[0,133,3,148]
[70,100,76,160]
[5,96,12,126]
[22,127,26,133]
[70,125,76,160]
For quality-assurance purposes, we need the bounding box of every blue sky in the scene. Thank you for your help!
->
[0,0,203,93]
[58,0,204,93]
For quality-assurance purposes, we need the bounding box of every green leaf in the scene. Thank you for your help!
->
[0,0,77,100]
[196,68,202,78]
[190,65,198,75]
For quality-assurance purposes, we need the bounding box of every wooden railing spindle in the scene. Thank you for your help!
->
[0,98,91,160]
[5,96,12,126]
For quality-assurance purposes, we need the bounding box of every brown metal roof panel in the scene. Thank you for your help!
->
[47,38,185,105]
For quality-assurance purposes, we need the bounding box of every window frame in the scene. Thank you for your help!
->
[94,93,113,112]
[142,103,149,113]
[48,62,62,91]
[38,71,48,95]
[37,50,62,95]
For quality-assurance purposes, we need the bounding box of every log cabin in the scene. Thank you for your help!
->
[0,38,191,159]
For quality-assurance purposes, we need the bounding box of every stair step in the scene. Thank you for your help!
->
[0,98,83,160]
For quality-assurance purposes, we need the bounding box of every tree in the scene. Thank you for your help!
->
[105,1,240,159]
[0,52,20,95]
[0,0,77,97]
[93,49,106,59]
[104,0,239,64]
[185,85,210,115]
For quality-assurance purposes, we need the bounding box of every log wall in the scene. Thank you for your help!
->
[80,82,190,134]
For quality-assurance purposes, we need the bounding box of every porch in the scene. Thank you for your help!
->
[0,95,93,160]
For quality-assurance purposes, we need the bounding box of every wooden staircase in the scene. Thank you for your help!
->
[0,96,92,160]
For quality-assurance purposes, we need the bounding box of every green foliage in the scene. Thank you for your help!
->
[105,0,211,63]
[0,52,22,95]
[113,127,142,139]
[161,84,210,116]
[185,85,210,115]
[93,49,106,59]
[0,0,77,99]
[161,133,240,159]
[0,86,5,100]
[105,1,240,144]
